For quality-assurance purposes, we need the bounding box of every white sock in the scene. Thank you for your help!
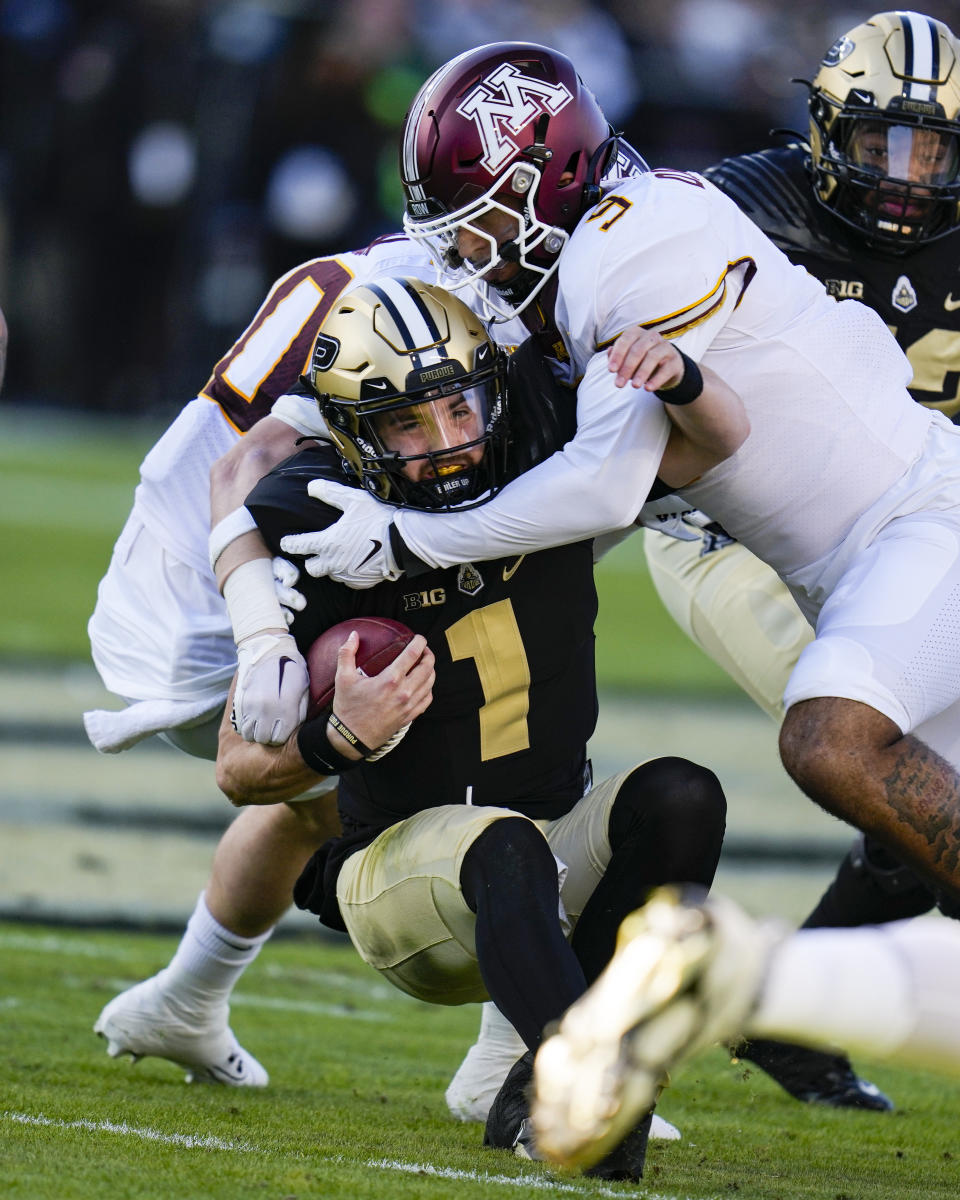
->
[478,1000,527,1050]
[157,892,273,1014]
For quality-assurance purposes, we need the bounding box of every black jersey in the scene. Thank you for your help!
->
[247,451,597,829]
[704,144,960,420]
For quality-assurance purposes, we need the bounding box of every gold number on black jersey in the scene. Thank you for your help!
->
[586,195,632,231]
[888,324,960,419]
[446,599,531,761]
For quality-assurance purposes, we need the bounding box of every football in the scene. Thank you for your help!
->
[306,617,416,719]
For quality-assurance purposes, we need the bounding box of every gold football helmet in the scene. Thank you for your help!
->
[808,11,960,248]
[303,276,508,510]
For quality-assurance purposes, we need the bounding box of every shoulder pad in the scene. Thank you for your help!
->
[704,145,848,260]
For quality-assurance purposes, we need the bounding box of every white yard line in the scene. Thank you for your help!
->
[3,1111,256,1152]
[3,1110,707,1198]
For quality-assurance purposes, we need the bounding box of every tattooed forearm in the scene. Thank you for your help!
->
[884,737,960,877]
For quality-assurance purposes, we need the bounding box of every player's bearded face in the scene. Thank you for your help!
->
[455,205,523,286]
[372,391,486,483]
[849,122,960,220]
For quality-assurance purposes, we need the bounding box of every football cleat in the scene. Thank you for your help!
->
[94,976,268,1087]
[449,1001,682,1138]
[732,1038,893,1110]
[532,886,780,1170]
[486,1050,652,1180]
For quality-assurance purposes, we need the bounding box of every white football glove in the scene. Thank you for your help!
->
[232,631,309,745]
[272,556,306,627]
[280,479,401,589]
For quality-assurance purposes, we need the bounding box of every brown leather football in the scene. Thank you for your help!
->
[306,617,415,719]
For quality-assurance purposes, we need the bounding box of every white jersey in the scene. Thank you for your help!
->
[395,170,935,589]
[132,237,439,573]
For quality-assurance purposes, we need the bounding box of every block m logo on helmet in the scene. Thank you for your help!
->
[456,64,573,174]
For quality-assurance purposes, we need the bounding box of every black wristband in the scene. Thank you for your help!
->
[654,350,704,405]
[297,716,363,775]
[327,712,375,758]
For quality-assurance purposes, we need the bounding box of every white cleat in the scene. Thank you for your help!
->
[94,976,268,1087]
[532,887,781,1170]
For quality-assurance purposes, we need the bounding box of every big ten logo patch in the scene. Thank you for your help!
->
[402,587,446,612]
[825,278,864,300]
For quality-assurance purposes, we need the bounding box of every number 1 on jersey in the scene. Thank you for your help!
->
[446,599,531,761]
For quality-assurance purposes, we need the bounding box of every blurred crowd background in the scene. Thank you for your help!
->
[3,0,959,418]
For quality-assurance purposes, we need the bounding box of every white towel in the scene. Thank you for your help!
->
[83,697,223,754]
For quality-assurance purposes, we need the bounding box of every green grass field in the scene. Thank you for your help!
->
[2,921,958,1200]
[0,405,736,695]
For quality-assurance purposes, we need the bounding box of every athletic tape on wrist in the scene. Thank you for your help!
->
[209,506,258,571]
[654,350,704,405]
[223,558,288,644]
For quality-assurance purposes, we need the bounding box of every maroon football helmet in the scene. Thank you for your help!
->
[400,42,638,321]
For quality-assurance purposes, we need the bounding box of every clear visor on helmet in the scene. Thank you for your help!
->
[363,378,501,508]
[403,165,566,323]
[371,384,489,465]
[846,121,960,187]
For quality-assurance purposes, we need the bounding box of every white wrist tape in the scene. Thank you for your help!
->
[223,557,288,644]
[209,506,258,572]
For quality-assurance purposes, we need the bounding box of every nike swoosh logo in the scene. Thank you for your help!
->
[277,656,294,693]
[358,539,383,567]
[502,554,526,582]
[945,294,960,311]
[369,380,389,389]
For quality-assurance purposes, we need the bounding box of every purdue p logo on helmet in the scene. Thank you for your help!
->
[303,276,509,513]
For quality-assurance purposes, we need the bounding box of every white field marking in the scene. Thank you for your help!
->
[3,1113,707,1199]
[359,1157,708,1199]
[230,993,394,1022]
[3,1111,256,1152]
[4,931,405,1011]
[0,931,142,959]
[261,963,397,1001]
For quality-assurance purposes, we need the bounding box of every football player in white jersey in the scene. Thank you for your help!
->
[627,9,960,1113]
[282,43,960,980]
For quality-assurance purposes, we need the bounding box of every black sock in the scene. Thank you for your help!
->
[572,757,727,983]
[461,817,585,1051]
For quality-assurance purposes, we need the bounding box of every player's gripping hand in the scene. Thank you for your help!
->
[232,631,309,744]
[280,480,402,588]
[327,629,435,755]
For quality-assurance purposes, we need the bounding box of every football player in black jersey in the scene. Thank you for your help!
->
[216,276,729,1180]
[629,10,960,1113]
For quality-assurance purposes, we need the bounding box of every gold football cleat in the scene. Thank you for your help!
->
[532,886,781,1170]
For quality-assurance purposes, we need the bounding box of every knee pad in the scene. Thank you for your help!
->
[609,757,727,846]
